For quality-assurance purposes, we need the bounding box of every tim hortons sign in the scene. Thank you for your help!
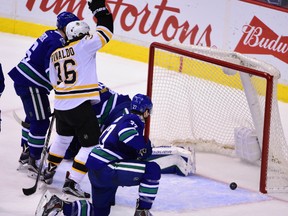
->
[25,0,213,46]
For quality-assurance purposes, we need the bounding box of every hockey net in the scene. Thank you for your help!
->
[146,42,288,193]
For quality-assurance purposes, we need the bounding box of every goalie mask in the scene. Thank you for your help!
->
[66,21,90,41]
[130,94,153,115]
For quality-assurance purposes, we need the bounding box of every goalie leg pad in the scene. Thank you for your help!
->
[235,127,261,162]
[148,146,196,176]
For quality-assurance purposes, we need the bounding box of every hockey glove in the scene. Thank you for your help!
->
[88,0,109,18]
[137,139,153,160]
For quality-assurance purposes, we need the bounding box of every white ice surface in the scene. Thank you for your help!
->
[0,32,288,216]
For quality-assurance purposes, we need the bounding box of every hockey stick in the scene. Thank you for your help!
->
[12,110,30,129]
[22,114,55,196]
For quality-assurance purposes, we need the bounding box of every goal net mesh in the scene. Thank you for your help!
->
[147,42,288,193]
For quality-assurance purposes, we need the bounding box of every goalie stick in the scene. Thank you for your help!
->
[12,110,30,129]
[22,114,55,196]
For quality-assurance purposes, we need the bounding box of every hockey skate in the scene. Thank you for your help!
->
[134,208,153,216]
[27,157,41,178]
[35,190,61,216]
[134,199,153,216]
[62,171,90,199]
[17,144,29,170]
[42,194,63,216]
[41,163,57,185]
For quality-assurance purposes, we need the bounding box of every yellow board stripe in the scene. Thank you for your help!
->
[1,16,287,102]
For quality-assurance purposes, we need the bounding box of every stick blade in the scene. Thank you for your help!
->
[12,110,30,129]
[22,186,37,196]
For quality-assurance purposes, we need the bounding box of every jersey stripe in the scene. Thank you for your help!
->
[29,87,46,120]
[96,26,113,45]
[113,162,146,173]
[54,84,100,100]
[17,62,52,91]
[90,147,123,163]
[98,94,118,125]
[118,127,138,143]
[55,92,99,100]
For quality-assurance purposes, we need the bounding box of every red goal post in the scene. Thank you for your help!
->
[145,42,288,193]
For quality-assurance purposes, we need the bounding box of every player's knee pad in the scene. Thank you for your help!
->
[29,119,50,136]
[144,161,161,181]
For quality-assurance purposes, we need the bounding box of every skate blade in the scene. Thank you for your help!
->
[17,163,28,171]
[60,192,90,202]
[27,170,38,179]
[60,193,78,202]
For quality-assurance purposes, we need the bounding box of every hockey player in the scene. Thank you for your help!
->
[41,0,114,198]
[64,81,132,159]
[41,94,161,216]
[0,63,4,97]
[8,12,79,176]
[0,63,4,132]
[93,82,132,132]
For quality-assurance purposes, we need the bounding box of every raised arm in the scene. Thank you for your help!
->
[88,0,113,46]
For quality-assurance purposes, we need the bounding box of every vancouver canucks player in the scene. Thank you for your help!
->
[0,63,4,97]
[8,12,79,176]
[40,94,161,216]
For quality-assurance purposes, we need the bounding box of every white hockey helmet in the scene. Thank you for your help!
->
[65,20,90,41]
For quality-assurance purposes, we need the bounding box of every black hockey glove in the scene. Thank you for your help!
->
[88,0,109,18]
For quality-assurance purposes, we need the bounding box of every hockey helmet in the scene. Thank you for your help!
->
[130,94,153,114]
[65,21,90,41]
[56,11,79,30]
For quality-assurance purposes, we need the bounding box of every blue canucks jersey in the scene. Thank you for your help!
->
[64,85,131,160]
[93,84,131,132]
[86,113,152,170]
[8,30,66,94]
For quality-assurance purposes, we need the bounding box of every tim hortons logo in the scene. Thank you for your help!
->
[25,0,213,46]
[235,16,288,63]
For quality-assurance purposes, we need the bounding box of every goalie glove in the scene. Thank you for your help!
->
[88,0,109,18]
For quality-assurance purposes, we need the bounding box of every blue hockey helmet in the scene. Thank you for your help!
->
[56,11,80,30]
[130,94,153,114]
